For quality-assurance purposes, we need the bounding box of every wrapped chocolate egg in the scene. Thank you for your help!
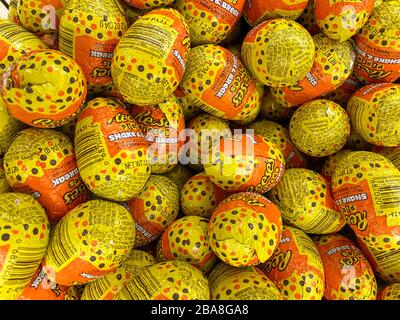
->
[4,128,89,222]
[115,260,210,300]
[321,149,353,182]
[259,226,325,300]
[244,0,309,26]
[271,34,355,108]
[347,83,400,147]
[0,97,24,156]
[123,175,179,247]
[1,49,87,128]
[17,0,67,34]
[314,0,375,42]
[81,249,156,300]
[289,99,351,157]
[59,0,128,90]
[260,90,294,122]
[17,265,78,300]
[131,95,185,174]
[0,19,48,74]
[269,168,345,234]
[174,0,246,46]
[354,0,400,83]
[112,8,190,106]
[181,172,229,218]
[75,97,150,201]
[332,151,400,282]
[122,0,174,9]
[0,193,49,299]
[0,159,10,193]
[43,199,136,285]
[314,234,377,300]
[296,0,320,36]
[185,113,231,171]
[156,216,218,273]
[204,134,285,194]
[249,120,307,169]
[208,192,282,267]
[242,19,315,87]
[379,283,400,300]
[162,163,194,192]
[181,44,261,122]
[209,262,282,300]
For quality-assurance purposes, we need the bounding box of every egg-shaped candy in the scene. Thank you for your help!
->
[242,19,315,87]
[271,34,355,108]
[205,134,285,194]
[347,83,400,147]
[131,95,185,174]
[208,192,282,267]
[269,168,345,234]
[59,0,128,90]
[209,262,282,300]
[4,128,89,222]
[314,234,377,300]
[123,175,179,247]
[259,226,325,300]
[156,216,218,273]
[354,0,400,83]
[75,97,150,201]
[0,193,49,299]
[244,0,309,26]
[43,199,136,285]
[115,260,210,300]
[112,8,190,106]
[81,249,156,300]
[181,172,229,218]
[1,49,87,128]
[332,151,400,282]
[289,99,351,157]
[314,0,375,42]
[181,44,261,122]
[174,0,247,46]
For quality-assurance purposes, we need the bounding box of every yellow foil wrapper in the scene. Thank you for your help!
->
[156,216,218,273]
[289,99,351,157]
[43,199,136,286]
[209,262,282,300]
[81,249,156,300]
[114,260,210,300]
[269,168,345,234]
[0,193,50,300]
